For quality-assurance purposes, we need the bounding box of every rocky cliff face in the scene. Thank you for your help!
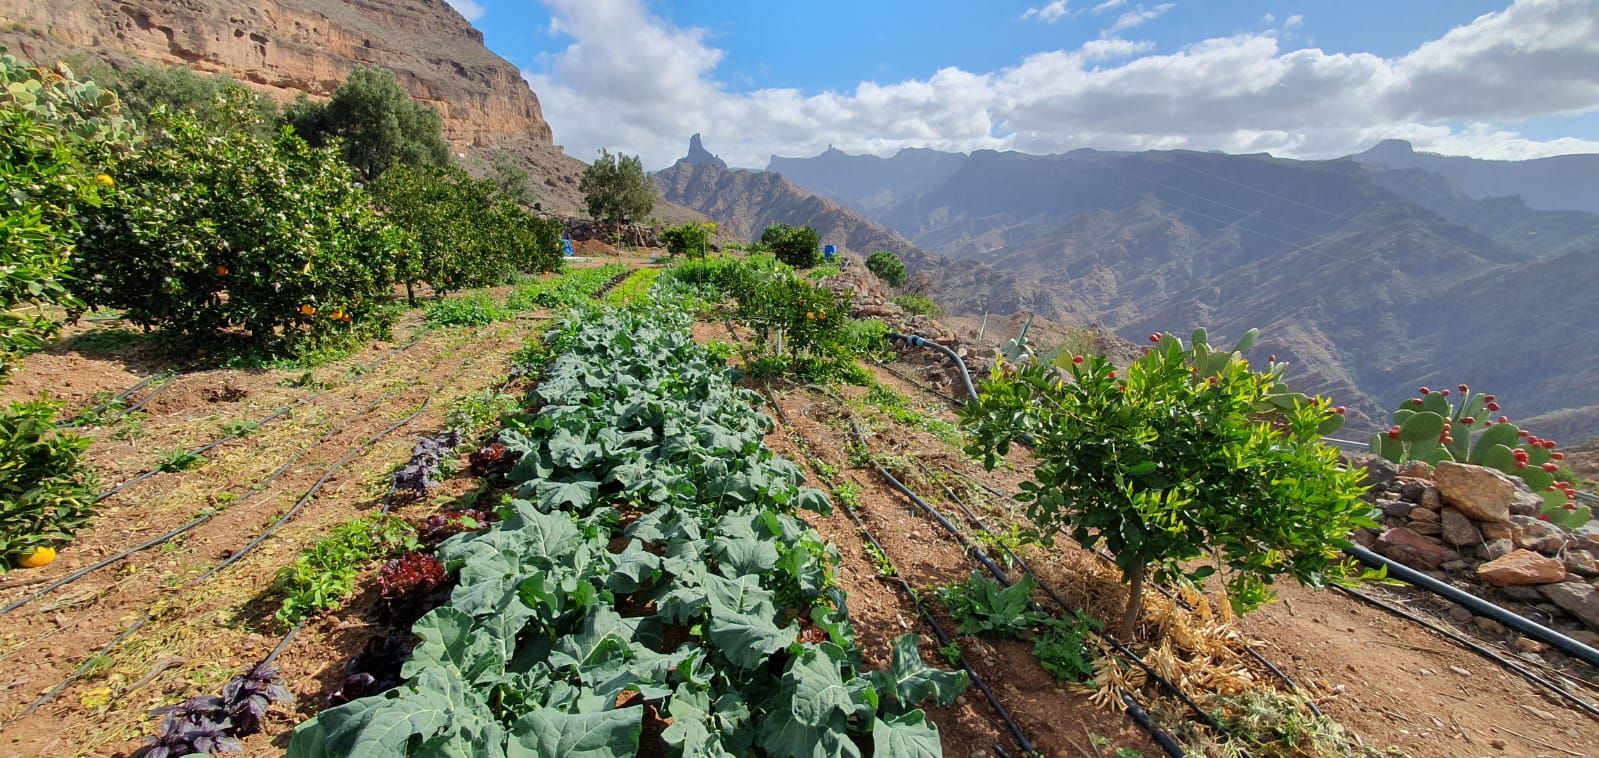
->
[0,0,552,147]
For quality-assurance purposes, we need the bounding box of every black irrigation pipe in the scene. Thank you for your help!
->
[18,396,437,716]
[264,620,307,667]
[2,395,392,616]
[953,471,1327,720]
[871,360,963,410]
[91,338,423,504]
[55,373,166,428]
[756,387,1036,758]
[1333,583,1599,721]
[822,389,1190,757]
[119,373,178,416]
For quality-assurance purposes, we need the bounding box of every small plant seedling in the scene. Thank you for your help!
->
[937,641,962,667]
[157,448,203,473]
[864,542,896,577]
[222,419,260,438]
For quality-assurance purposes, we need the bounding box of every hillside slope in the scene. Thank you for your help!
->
[654,138,939,266]
[0,0,604,209]
[1352,139,1599,215]
[771,146,1599,435]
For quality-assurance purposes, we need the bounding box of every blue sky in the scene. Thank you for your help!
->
[448,0,1599,168]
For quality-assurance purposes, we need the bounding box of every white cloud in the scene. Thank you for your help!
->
[1107,3,1174,34]
[446,0,486,22]
[1284,14,1304,29]
[1021,1,1070,23]
[525,0,1599,168]
[1261,13,1275,25]
[1091,0,1128,13]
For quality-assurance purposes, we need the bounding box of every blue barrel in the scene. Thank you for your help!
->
[562,238,575,257]
[823,244,837,261]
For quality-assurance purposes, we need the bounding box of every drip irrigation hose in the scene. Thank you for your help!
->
[822,389,1191,756]
[264,620,307,667]
[1344,545,1599,670]
[119,374,178,415]
[871,360,964,410]
[90,338,423,503]
[887,332,977,401]
[55,373,165,428]
[1334,583,1599,720]
[2,395,392,615]
[755,387,1040,756]
[17,396,437,716]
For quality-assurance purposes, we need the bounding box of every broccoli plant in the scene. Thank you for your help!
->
[962,329,1373,640]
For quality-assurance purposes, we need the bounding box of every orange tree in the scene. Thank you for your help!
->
[960,331,1372,640]
[71,93,411,350]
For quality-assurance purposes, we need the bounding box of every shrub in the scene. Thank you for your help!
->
[893,294,941,317]
[103,63,278,134]
[760,223,821,269]
[661,221,715,259]
[71,94,410,350]
[962,330,1372,640]
[580,148,654,226]
[0,53,126,378]
[1,400,98,565]
[286,66,449,180]
[376,164,561,298]
[425,294,507,327]
[866,250,906,287]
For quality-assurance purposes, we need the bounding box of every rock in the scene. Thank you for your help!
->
[1440,507,1481,547]
[1433,461,1519,523]
[1564,550,1599,578]
[1509,491,1545,517]
[1351,528,1379,548]
[1473,616,1507,635]
[1511,515,1572,554]
[1480,522,1513,541]
[1538,581,1599,629]
[1394,477,1429,504]
[1477,550,1567,586]
[1419,486,1443,512]
[1396,461,1434,479]
[1407,520,1443,536]
[1513,637,1547,654]
[1378,499,1415,518]
[1446,605,1474,623]
[1378,527,1451,569]
[1350,454,1398,493]
[1500,585,1544,603]
[1409,507,1439,522]
[1484,538,1515,559]
[1441,559,1471,572]
[1573,523,1599,553]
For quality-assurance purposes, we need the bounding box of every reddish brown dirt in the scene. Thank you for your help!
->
[0,307,543,756]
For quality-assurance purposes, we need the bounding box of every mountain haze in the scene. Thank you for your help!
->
[1353,140,1599,215]
[769,145,1599,436]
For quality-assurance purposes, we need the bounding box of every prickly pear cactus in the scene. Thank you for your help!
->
[1370,385,1588,528]
[0,50,136,153]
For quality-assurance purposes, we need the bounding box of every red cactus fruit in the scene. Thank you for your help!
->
[1419,387,1430,395]
[1269,354,1277,362]
[1108,371,1116,379]
[1542,463,1559,472]
[1551,452,1565,461]
[1538,513,1550,521]
[1498,415,1509,423]
[1441,389,1451,397]
[1412,398,1424,406]
[1485,394,1496,403]
[1543,440,1557,449]
[1388,428,1401,439]
[1516,461,1528,469]
[1149,333,1161,343]
[1485,402,1500,412]
[1334,406,1346,414]
[1461,417,1475,424]
[1458,384,1469,393]
[1073,355,1083,364]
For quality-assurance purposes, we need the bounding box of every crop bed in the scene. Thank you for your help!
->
[288,303,967,755]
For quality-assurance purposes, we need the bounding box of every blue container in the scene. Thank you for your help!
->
[562,238,575,257]
[823,244,837,261]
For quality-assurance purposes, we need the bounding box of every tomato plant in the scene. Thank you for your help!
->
[962,331,1373,640]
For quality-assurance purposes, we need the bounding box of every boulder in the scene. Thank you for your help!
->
[1433,462,1519,523]
[1480,522,1513,541]
[1420,486,1443,512]
[1537,582,1599,629]
[1349,454,1398,493]
[1484,539,1515,560]
[1440,507,1481,547]
[1564,550,1599,578]
[1378,527,1451,569]
[1476,550,1567,587]
[1378,499,1414,518]
[1409,506,1439,522]
[1510,515,1571,555]
[1396,461,1434,479]
[1408,520,1443,537]
[1394,477,1429,504]
[1509,491,1546,517]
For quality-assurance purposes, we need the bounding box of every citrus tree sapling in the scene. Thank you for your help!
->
[961,330,1373,640]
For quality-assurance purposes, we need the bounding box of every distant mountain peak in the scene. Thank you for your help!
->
[681,133,728,170]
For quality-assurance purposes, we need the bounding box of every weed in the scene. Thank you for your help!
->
[937,641,962,667]
[1033,611,1102,685]
[110,411,148,440]
[445,389,519,435]
[863,541,896,577]
[938,572,1048,638]
[892,294,941,317]
[271,516,415,627]
[425,294,507,327]
[832,482,862,510]
[157,448,203,473]
[221,419,260,438]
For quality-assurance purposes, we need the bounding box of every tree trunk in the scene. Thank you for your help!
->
[405,280,415,307]
[1117,564,1146,641]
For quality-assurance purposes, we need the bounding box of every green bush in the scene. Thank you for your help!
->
[866,250,906,287]
[661,221,715,259]
[286,66,449,180]
[71,94,410,350]
[2,400,98,565]
[962,331,1372,640]
[102,63,278,134]
[893,294,941,317]
[580,148,654,226]
[425,293,507,327]
[376,164,562,297]
[760,223,821,269]
[1,53,129,379]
